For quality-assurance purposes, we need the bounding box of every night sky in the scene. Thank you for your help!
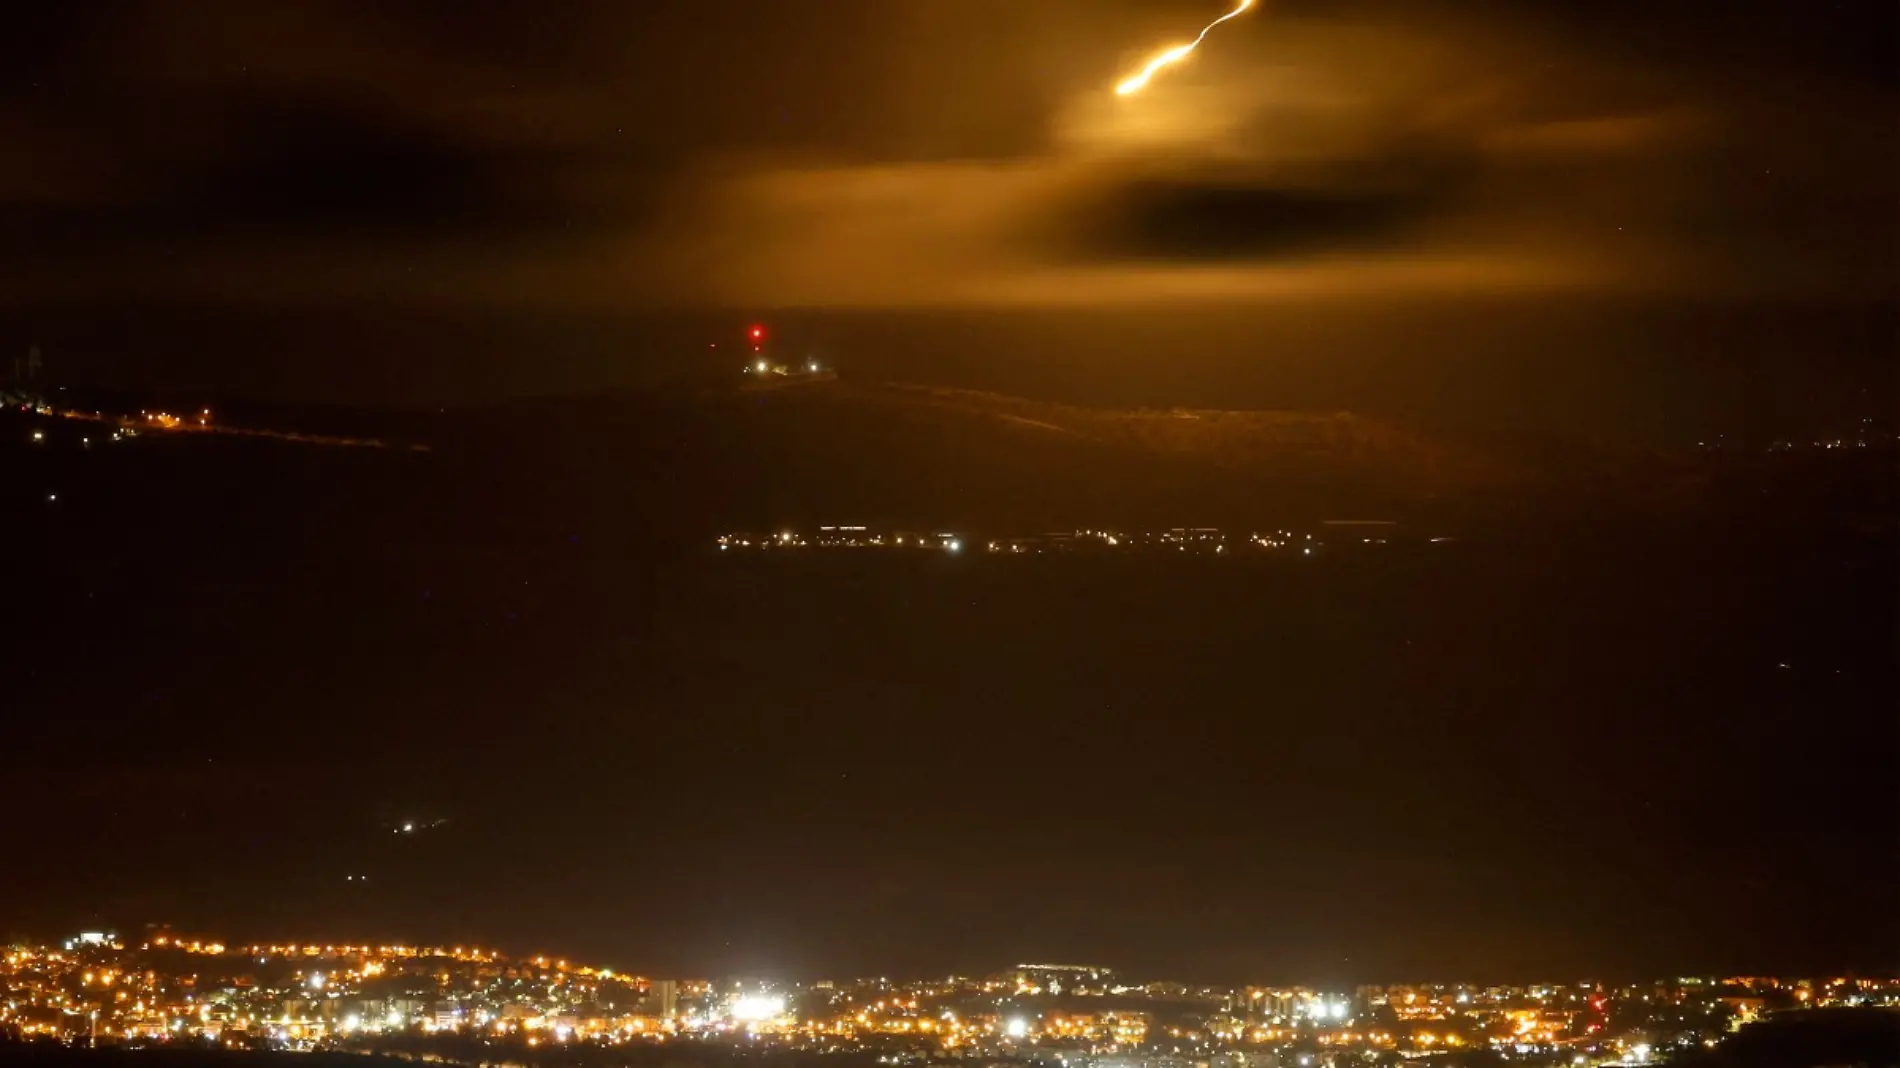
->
[2,0,1896,983]
[4,0,1894,421]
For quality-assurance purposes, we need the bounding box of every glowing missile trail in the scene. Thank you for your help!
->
[1115,0,1255,96]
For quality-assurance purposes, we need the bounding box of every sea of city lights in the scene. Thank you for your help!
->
[4,933,1893,1066]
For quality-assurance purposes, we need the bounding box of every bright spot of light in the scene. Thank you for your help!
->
[308,973,325,990]
[947,539,961,553]
[731,995,786,1022]
[1005,1017,1029,1038]
[756,360,768,374]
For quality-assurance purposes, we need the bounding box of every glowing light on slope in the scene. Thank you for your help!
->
[1115,0,1255,96]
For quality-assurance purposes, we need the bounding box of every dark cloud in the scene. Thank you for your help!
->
[189,95,509,238]
[12,92,547,250]
[1056,155,1473,264]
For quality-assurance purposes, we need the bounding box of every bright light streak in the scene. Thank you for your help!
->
[1115,0,1254,96]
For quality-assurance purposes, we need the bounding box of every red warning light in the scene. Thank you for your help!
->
[748,325,765,342]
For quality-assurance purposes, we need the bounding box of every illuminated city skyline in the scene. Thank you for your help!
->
[7,930,1895,1064]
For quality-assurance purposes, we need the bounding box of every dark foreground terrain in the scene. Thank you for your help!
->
[1,383,1893,979]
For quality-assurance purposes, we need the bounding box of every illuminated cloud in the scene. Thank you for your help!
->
[0,0,1890,312]
[635,14,1716,309]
